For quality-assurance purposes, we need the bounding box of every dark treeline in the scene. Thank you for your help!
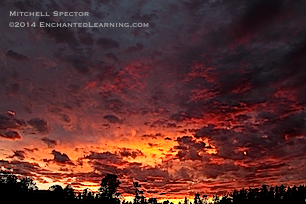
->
[1,170,306,204]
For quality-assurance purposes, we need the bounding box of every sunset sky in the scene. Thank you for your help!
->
[1,0,306,202]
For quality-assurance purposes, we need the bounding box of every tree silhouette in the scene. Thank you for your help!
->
[19,177,37,192]
[194,193,202,204]
[0,170,38,202]
[82,188,95,202]
[148,197,158,204]
[133,181,141,204]
[63,184,75,200]
[49,184,65,201]
[98,173,121,203]
[163,200,170,204]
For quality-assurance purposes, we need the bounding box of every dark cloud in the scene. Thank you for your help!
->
[124,43,144,53]
[176,136,205,149]
[131,12,158,22]
[103,115,121,123]
[59,114,71,123]
[51,150,74,165]
[9,150,26,160]
[97,37,120,49]
[5,50,29,63]
[194,125,215,138]
[0,114,25,140]
[105,53,119,62]
[5,83,20,94]
[148,143,159,148]
[174,136,206,161]
[150,120,168,128]
[27,118,50,134]
[0,130,22,140]
[236,0,286,40]
[12,0,44,11]
[39,17,78,47]
[0,114,26,130]
[104,99,124,112]
[56,53,91,74]
[121,165,171,184]
[95,66,117,82]
[201,162,239,179]
[85,151,127,166]
[77,28,94,46]
[142,133,164,139]
[175,167,192,181]
[0,160,43,177]
[24,148,38,153]
[86,151,119,160]
[270,113,306,140]
[42,137,57,148]
[119,148,144,159]
[170,112,188,122]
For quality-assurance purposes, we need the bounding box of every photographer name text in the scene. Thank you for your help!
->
[10,11,89,17]
[9,11,150,28]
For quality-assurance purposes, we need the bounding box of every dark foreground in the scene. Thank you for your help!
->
[1,170,306,204]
